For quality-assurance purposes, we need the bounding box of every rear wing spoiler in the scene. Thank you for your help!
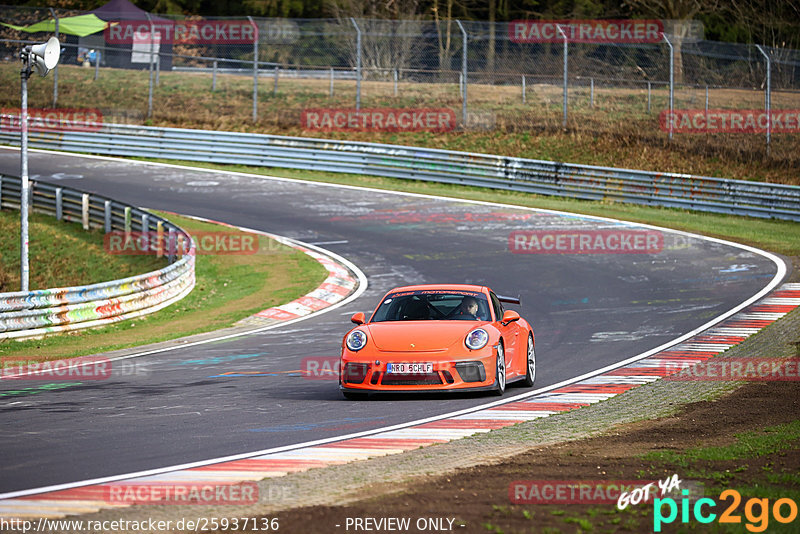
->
[497,294,521,306]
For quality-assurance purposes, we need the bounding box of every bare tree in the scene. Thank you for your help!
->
[623,0,718,84]
[326,0,424,78]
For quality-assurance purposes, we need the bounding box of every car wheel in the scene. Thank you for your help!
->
[492,342,506,396]
[342,391,368,400]
[522,333,536,387]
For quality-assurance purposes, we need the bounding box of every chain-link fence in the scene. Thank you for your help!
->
[1,6,799,158]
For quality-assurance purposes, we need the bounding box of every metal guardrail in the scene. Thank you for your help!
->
[0,174,195,339]
[0,120,799,221]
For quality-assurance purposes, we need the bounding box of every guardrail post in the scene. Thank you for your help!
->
[456,20,468,129]
[156,220,164,258]
[124,206,131,235]
[104,200,111,233]
[0,176,4,210]
[755,45,771,157]
[81,193,90,230]
[167,227,175,263]
[663,33,674,141]
[248,16,258,123]
[141,213,150,252]
[55,187,63,221]
[49,8,59,108]
[212,60,217,91]
[350,18,362,113]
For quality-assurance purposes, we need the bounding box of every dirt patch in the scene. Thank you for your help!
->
[268,380,800,533]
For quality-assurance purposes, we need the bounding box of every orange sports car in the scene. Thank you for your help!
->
[339,284,535,399]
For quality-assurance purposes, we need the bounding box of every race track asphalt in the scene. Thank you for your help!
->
[0,148,784,494]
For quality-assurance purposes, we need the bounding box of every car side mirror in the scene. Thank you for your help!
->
[501,310,520,324]
[351,312,366,325]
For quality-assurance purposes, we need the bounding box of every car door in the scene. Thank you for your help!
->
[490,292,519,376]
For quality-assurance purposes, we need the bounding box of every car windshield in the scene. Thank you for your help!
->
[371,290,491,322]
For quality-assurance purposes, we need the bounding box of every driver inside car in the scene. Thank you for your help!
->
[451,296,481,320]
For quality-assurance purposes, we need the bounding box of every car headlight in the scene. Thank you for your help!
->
[465,328,489,350]
[346,330,368,351]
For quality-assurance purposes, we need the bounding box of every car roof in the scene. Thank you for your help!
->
[386,284,490,293]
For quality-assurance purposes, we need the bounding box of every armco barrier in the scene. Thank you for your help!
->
[0,174,195,339]
[1,119,798,220]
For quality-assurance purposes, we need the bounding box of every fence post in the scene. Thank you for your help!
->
[145,12,154,119]
[329,67,334,97]
[522,75,526,104]
[350,18,362,112]
[49,8,58,108]
[556,24,568,128]
[248,16,258,123]
[55,187,62,220]
[394,69,398,97]
[456,20,468,129]
[273,65,279,95]
[94,47,100,80]
[590,78,594,108]
[663,33,674,141]
[647,81,651,113]
[755,45,771,156]
[212,60,217,91]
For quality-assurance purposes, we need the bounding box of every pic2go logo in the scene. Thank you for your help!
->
[654,489,798,532]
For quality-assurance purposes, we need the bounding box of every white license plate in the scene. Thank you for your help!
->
[387,362,434,374]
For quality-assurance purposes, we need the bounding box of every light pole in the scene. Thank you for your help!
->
[19,36,60,292]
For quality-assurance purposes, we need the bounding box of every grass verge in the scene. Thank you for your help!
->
[0,211,328,361]
[1,63,797,184]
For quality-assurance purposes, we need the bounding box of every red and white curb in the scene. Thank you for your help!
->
[1,283,797,519]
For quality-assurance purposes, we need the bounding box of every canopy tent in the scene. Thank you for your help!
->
[89,0,173,69]
[1,14,111,38]
[91,0,171,23]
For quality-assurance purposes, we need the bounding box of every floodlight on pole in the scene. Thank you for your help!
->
[19,36,60,292]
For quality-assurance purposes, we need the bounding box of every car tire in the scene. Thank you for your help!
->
[342,391,368,400]
[522,333,536,387]
[492,342,506,396]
